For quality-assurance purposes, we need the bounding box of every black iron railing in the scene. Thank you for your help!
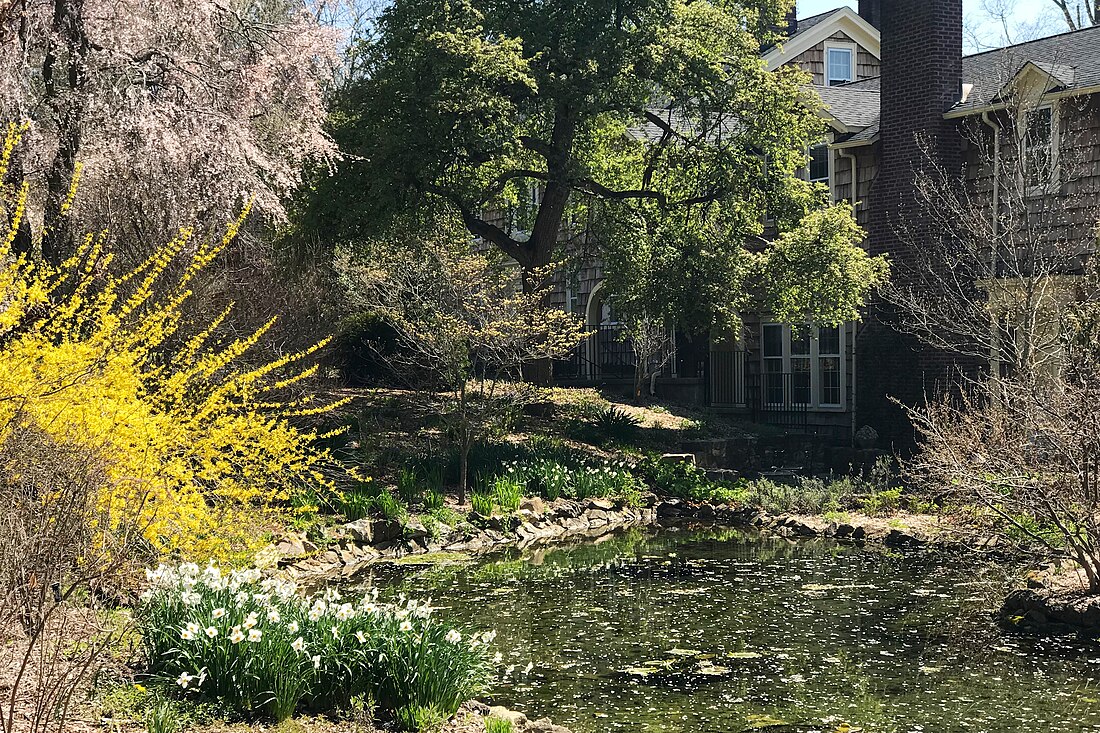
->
[709,350,747,407]
[555,325,678,382]
[748,372,810,431]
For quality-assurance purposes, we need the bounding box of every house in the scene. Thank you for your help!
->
[559,0,1100,446]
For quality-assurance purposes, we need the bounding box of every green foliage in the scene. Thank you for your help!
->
[485,717,516,733]
[396,704,448,733]
[373,490,408,523]
[306,0,887,341]
[470,492,494,517]
[398,468,424,506]
[423,490,445,511]
[591,405,641,443]
[492,476,523,512]
[637,455,729,503]
[144,697,183,733]
[138,566,493,723]
[340,484,376,521]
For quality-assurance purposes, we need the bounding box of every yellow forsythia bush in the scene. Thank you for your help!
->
[0,124,344,562]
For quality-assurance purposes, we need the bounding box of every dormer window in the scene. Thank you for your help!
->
[826,45,854,86]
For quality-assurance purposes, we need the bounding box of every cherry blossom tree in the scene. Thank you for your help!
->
[0,0,341,265]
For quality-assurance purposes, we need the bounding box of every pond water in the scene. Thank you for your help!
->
[354,526,1100,733]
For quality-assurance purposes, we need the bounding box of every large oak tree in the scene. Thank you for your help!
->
[311,0,886,336]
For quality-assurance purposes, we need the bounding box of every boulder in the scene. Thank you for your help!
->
[520,497,546,514]
[275,533,317,559]
[488,707,528,728]
[404,518,429,541]
[659,453,696,465]
[883,527,928,549]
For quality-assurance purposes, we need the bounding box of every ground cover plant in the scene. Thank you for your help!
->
[138,564,495,729]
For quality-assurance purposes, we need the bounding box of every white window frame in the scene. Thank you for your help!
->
[760,323,848,410]
[824,42,857,86]
[1019,102,1060,198]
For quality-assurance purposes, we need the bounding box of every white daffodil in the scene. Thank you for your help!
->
[181,591,201,606]
[180,562,200,577]
[242,612,258,630]
[235,592,250,607]
[482,630,497,643]
[312,654,322,669]
[331,625,339,638]
[362,602,378,615]
[323,587,341,602]
[335,603,354,621]
[445,629,462,644]
[266,608,281,623]
[212,607,226,620]
[287,620,299,634]
[248,628,262,643]
[205,626,218,638]
[176,672,194,688]
[180,628,196,641]
[291,636,306,653]
[229,626,245,644]
[493,652,504,665]
[399,620,413,633]
[355,630,367,643]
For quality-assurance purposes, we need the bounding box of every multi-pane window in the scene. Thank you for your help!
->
[826,47,854,86]
[762,324,785,406]
[818,326,842,406]
[1024,106,1055,192]
[808,145,830,185]
[759,324,846,409]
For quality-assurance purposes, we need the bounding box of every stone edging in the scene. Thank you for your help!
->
[279,496,970,582]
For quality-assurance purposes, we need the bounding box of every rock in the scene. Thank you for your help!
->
[834,523,856,539]
[696,504,716,519]
[883,528,927,549]
[705,468,739,483]
[854,425,879,450]
[404,519,429,541]
[587,498,615,511]
[659,453,696,465]
[1000,588,1100,635]
[488,706,528,727]
[527,718,573,733]
[657,500,683,518]
[343,518,402,545]
[520,497,546,514]
[275,533,317,559]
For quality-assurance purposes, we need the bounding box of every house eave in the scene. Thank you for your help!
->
[944,83,1100,119]
[763,8,881,72]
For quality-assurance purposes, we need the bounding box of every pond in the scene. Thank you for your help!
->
[353,526,1100,733]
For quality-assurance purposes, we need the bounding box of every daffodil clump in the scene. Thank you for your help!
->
[137,564,494,727]
[0,122,346,562]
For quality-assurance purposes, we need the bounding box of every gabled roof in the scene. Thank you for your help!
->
[948,24,1100,116]
[819,22,1100,146]
[763,7,881,72]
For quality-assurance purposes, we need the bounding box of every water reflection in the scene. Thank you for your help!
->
[352,526,1100,733]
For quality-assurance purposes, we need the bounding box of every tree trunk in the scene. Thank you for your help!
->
[40,0,88,268]
[459,441,470,506]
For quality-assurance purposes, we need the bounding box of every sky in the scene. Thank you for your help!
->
[798,0,1067,53]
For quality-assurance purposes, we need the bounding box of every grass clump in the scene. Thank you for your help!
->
[138,565,494,728]
[485,716,516,733]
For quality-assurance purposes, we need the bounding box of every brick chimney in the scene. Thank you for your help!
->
[858,0,965,446]
[858,0,881,28]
